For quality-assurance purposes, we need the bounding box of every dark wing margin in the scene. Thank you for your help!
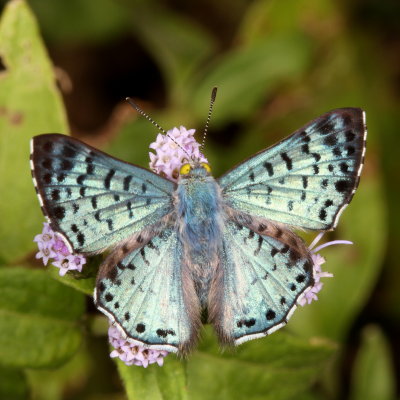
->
[218,108,367,230]
[30,134,176,254]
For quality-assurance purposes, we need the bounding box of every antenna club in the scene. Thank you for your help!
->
[211,87,218,102]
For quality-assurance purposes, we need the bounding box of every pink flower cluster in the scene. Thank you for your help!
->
[149,126,208,182]
[298,232,351,306]
[108,324,168,368]
[34,223,86,276]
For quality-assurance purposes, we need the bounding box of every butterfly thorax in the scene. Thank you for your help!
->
[176,167,224,305]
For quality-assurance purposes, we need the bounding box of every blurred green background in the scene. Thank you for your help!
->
[0,0,398,399]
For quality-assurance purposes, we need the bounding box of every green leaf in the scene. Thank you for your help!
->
[116,356,188,400]
[0,365,28,400]
[0,267,84,368]
[192,33,312,126]
[186,326,336,400]
[349,325,396,400]
[46,254,102,296]
[0,0,68,263]
[29,0,131,44]
[26,341,92,400]
[237,0,336,44]
[290,170,386,341]
[131,7,215,105]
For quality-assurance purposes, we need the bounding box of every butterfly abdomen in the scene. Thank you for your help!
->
[176,171,224,305]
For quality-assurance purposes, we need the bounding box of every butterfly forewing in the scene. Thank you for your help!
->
[219,108,366,230]
[209,221,314,344]
[31,134,175,253]
[95,228,200,353]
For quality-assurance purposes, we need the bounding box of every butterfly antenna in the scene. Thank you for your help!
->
[200,86,217,149]
[126,97,190,157]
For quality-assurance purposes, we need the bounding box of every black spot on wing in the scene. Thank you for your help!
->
[57,173,66,183]
[266,310,276,320]
[323,135,338,147]
[43,173,52,184]
[263,162,274,177]
[280,152,293,170]
[53,206,65,220]
[301,144,309,154]
[346,146,355,156]
[237,318,256,328]
[42,158,52,169]
[318,119,335,135]
[61,159,73,170]
[105,293,113,302]
[156,329,176,338]
[335,179,351,193]
[123,176,132,191]
[77,233,85,246]
[104,169,115,189]
[345,130,356,142]
[87,163,94,175]
[300,131,310,143]
[62,145,77,158]
[296,274,305,283]
[51,189,60,201]
[77,175,86,185]
[340,162,350,173]
[312,153,321,162]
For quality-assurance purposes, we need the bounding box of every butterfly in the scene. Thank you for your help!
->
[30,107,366,355]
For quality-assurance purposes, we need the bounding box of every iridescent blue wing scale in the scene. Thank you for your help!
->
[30,134,175,253]
[95,228,200,353]
[219,108,367,230]
[209,221,314,344]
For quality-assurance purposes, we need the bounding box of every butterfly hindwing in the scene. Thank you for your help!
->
[30,134,176,253]
[209,219,314,344]
[219,108,367,230]
[95,228,200,353]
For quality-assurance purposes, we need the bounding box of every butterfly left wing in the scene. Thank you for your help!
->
[31,134,176,253]
[209,220,314,345]
[218,108,367,230]
[95,228,200,354]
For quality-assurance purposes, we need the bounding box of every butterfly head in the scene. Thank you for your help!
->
[179,162,212,179]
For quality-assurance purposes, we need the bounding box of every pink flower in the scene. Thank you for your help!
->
[298,232,352,306]
[34,223,86,276]
[108,324,169,367]
[149,126,208,182]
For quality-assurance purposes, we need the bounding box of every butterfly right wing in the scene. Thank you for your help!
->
[209,218,314,345]
[95,228,200,354]
[31,134,176,254]
[218,108,366,230]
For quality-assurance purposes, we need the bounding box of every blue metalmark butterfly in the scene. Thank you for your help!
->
[30,104,366,354]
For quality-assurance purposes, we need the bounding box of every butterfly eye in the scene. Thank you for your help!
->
[179,163,191,175]
[201,163,211,173]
